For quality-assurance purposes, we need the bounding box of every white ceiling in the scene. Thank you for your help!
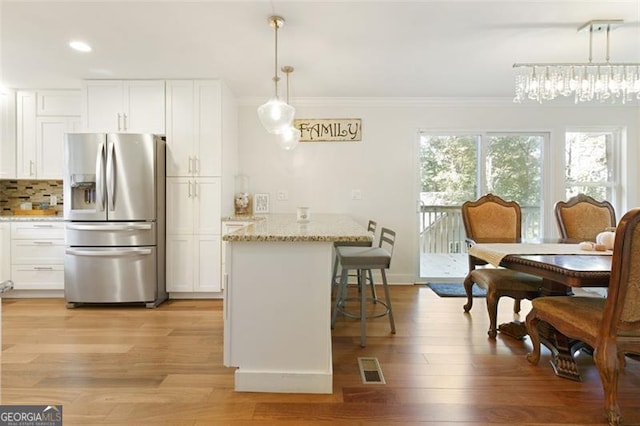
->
[2,0,640,100]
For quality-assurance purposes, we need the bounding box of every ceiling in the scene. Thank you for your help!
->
[2,0,640,101]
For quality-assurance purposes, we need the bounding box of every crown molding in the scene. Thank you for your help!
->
[239,96,640,108]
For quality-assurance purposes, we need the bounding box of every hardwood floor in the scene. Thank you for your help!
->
[2,286,640,425]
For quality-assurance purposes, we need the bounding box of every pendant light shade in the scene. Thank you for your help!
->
[258,97,295,134]
[257,15,295,134]
[278,125,301,150]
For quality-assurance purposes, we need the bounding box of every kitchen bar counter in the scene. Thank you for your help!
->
[223,214,372,394]
[222,213,373,243]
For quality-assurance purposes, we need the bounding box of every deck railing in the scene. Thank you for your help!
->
[420,204,540,253]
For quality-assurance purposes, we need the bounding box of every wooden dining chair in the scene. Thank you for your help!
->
[554,193,616,241]
[526,207,640,426]
[461,193,542,338]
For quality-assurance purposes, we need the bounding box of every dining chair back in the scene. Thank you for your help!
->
[461,193,542,339]
[554,193,616,241]
[526,207,640,426]
[462,193,521,243]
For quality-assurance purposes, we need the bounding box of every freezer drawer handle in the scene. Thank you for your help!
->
[65,223,153,231]
[66,248,152,257]
[33,266,54,271]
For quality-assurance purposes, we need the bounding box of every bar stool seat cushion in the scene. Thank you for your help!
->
[336,247,391,268]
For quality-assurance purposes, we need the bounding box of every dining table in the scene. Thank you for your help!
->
[468,242,612,381]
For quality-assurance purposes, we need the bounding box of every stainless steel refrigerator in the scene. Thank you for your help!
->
[63,133,167,308]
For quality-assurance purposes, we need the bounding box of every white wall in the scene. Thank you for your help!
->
[238,98,640,284]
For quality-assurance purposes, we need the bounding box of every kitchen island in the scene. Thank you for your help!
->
[222,214,372,393]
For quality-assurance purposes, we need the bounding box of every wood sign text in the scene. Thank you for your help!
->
[294,119,362,142]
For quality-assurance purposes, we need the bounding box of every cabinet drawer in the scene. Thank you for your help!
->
[11,265,64,290]
[11,222,64,239]
[11,239,65,264]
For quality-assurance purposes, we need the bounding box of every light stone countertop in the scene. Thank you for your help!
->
[0,215,64,222]
[222,214,373,243]
[221,215,267,222]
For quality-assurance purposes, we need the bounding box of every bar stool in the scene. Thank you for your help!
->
[331,227,396,347]
[331,220,377,298]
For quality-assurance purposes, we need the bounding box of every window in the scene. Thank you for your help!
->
[565,131,618,202]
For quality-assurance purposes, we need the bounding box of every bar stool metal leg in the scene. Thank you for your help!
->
[380,268,396,333]
[359,269,367,347]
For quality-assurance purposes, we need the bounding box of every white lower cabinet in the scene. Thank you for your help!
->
[166,177,222,294]
[0,223,10,282]
[10,221,64,290]
[166,234,221,293]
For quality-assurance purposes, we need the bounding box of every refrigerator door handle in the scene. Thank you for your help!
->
[107,141,116,211]
[66,223,153,231]
[96,142,106,211]
[66,248,153,257]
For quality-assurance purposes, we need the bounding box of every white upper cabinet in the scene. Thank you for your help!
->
[36,116,81,179]
[0,90,16,179]
[16,90,81,179]
[37,90,81,116]
[82,80,165,134]
[165,80,222,177]
[16,91,37,179]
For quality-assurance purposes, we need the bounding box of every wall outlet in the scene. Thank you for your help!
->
[50,195,57,206]
[351,189,362,200]
[277,190,288,201]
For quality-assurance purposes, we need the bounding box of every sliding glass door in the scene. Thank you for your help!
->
[418,132,546,279]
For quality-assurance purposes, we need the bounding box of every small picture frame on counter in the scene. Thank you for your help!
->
[254,193,270,214]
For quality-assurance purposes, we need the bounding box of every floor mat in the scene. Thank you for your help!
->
[426,282,486,297]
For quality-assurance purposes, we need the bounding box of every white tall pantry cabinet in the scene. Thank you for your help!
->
[165,80,237,296]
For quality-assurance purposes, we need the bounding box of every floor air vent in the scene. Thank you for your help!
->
[358,357,385,384]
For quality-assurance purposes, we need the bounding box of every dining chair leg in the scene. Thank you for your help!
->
[525,310,542,365]
[513,298,522,314]
[463,272,474,312]
[486,289,499,339]
[594,345,622,426]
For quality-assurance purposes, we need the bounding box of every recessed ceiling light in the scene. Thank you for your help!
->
[69,41,92,52]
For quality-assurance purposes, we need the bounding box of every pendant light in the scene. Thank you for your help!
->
[278,65,301,150]
[257,16,295,134]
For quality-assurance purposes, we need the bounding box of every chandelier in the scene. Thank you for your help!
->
[513,19,640,104]
[257,15,295,134]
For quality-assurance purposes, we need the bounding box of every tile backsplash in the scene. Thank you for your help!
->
[0,180,63,215]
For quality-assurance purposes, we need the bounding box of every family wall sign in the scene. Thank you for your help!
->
[293,118,362,142]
